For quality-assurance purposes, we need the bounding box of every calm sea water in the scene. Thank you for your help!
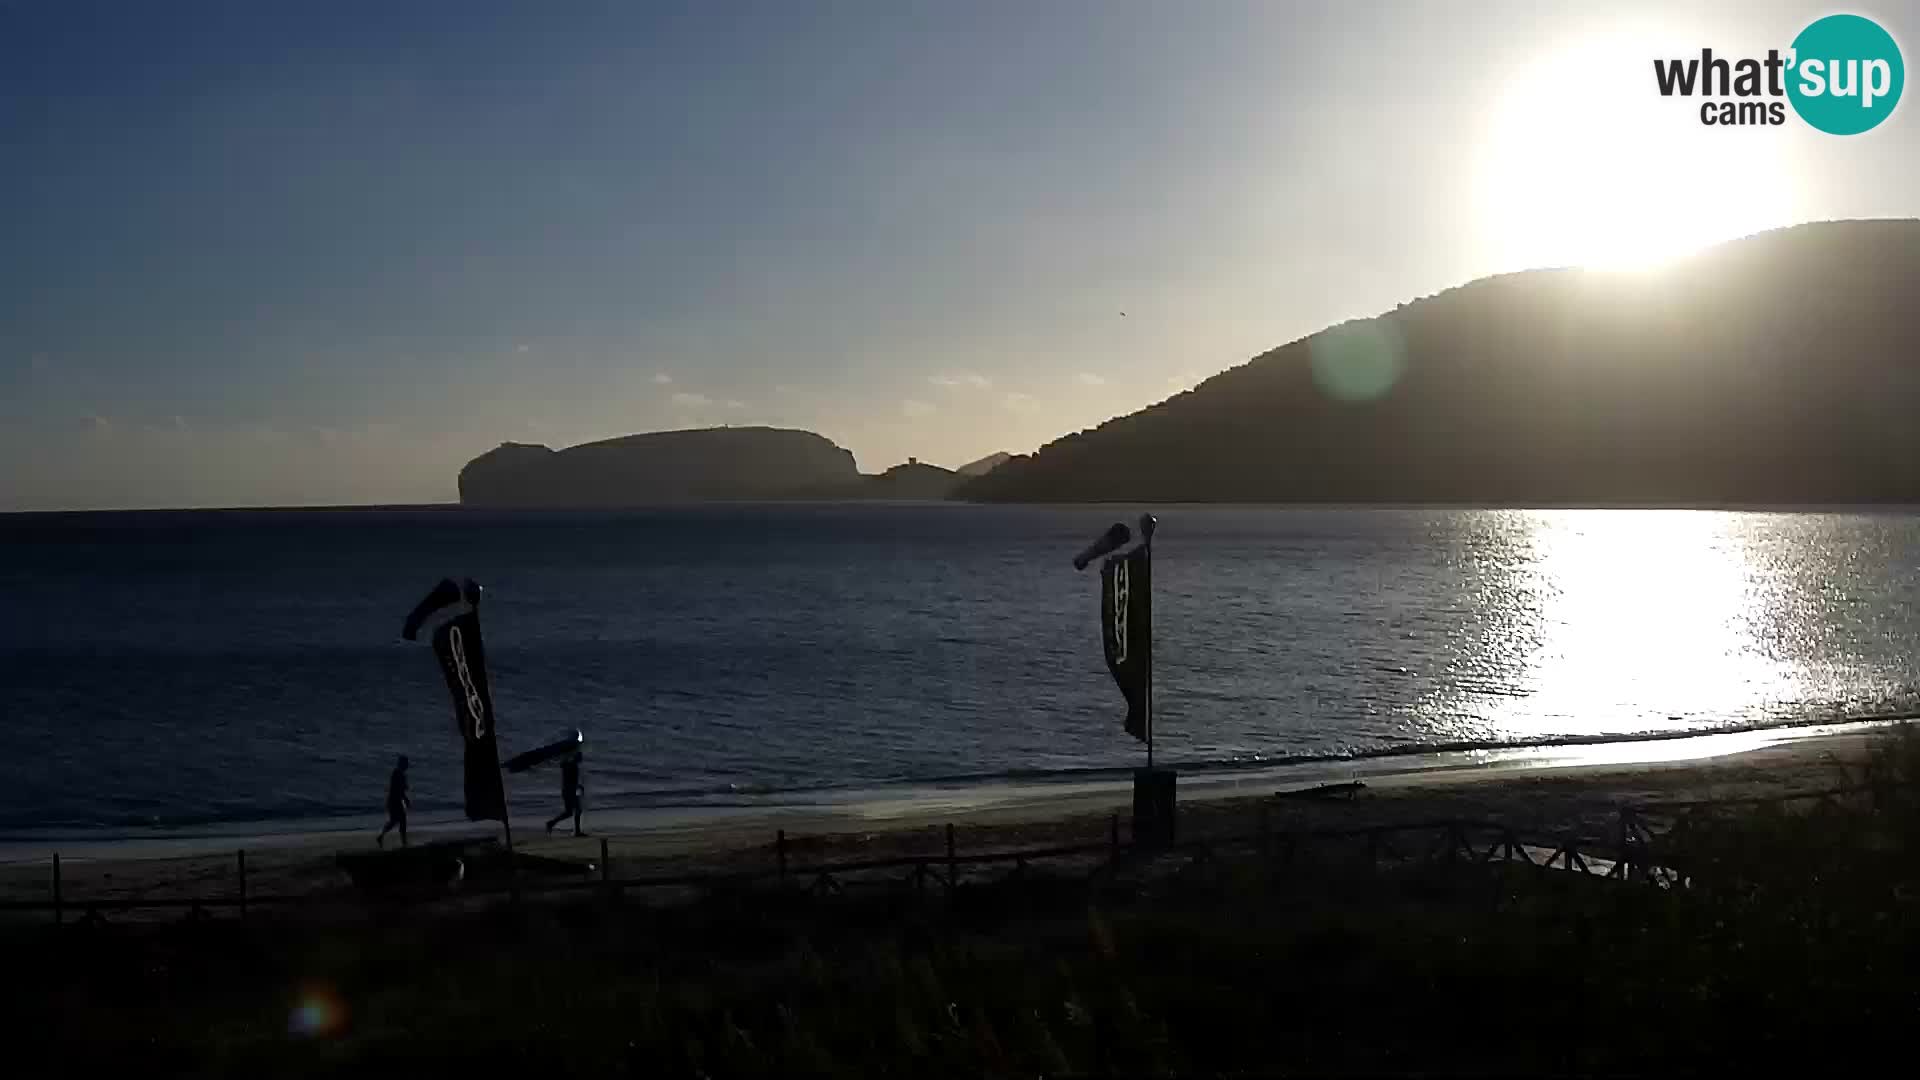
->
[3,505,1919,835]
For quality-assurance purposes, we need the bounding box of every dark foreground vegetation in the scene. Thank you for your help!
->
[10,732,1920,1076]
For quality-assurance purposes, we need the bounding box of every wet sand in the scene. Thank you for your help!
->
[0,721,1889,911]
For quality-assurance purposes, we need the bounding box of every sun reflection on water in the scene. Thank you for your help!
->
[1440,510,1805,738]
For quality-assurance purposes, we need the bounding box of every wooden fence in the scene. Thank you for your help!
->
[1,782,1882,925]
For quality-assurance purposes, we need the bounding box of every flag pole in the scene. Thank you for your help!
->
[1144,539,1154,770]
[1139,513,1157,770]
[471,582,518,901]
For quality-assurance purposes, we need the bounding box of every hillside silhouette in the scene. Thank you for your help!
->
[956,451,1014,477]
[960,220,1920,504]
[852,460,963,499]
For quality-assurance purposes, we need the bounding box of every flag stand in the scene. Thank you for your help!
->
[1133,514,1174,848]
[402,577,517,896]
[1076,514,1176,850]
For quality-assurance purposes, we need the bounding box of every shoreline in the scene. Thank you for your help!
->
[1,712,1902,862]
[0,718,1896,907]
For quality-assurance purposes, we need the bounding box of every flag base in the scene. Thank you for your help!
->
[1131,767,1177,850]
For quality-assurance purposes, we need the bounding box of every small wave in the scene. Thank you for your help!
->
[592,707,1920,810]
[6,709,1913,840]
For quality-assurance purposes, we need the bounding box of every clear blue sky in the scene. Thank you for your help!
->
[4,0,1917,509]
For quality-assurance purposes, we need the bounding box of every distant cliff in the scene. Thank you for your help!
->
[458,427,861,507]
[959,219,1920,504]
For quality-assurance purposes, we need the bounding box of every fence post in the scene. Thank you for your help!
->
[1615,810,1632,880]
[237,850,247,920]
[600,837,610,899]
[777,829,788,886]
[946,823,957,897]
[52,853,62,927]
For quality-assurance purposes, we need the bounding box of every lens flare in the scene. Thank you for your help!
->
[288,984,347,1039]
[1309,319,1407,403]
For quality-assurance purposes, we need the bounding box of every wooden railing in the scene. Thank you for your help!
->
[1,782,1885,924]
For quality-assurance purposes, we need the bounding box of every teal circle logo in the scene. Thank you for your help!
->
[1788,14,1904,134]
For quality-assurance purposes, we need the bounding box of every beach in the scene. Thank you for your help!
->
[10,716,1914,1076]
[1,719,1888,914]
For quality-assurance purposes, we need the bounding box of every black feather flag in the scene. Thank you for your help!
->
[1100,547,1152,743]
[403,579,509,822]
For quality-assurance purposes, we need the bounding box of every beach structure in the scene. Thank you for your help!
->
[400,578,510,825]
[1075,513,1175,846]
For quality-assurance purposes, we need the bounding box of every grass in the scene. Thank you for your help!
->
[9,729,1920,1076]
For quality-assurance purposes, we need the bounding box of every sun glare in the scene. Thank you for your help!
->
[1497,511,1801,736]
[1476,33,1802,272]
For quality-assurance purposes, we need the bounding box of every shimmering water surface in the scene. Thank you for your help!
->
[3,505,1917,833]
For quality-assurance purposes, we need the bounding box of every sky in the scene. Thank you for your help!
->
[3,0,1918,510]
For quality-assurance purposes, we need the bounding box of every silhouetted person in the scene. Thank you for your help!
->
[546,754,585,837]
[377,754,410,848]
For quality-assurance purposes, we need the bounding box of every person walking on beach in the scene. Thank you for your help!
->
[546,753,586,837]
[377,754,410,848]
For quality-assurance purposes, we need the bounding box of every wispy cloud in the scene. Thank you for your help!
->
[1074,372,1107,387]
[929,372,992,390]
[1001,392,1039,415]
[82,413,111,433]
[670,391,713,409]
[902,399,935,418]
[652,372,674,385]
[724,399,747,410]
[515,343,531,354]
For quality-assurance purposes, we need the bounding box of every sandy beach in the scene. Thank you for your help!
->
[0,718,1894,913]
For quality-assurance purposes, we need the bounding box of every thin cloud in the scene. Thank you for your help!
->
[670,391,712,409]
[82,414,111,433]
[652,372,674,385]
[724,399,747,410]
[1074,372,1107,387]
[929,372,992,389]
[515,343,531,353]
[902,399,935,418]
[1001,392,1039,415]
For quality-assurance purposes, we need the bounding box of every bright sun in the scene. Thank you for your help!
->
[1477,32,1803,272]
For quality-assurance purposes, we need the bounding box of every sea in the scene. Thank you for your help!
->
[3,504,1919,838]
